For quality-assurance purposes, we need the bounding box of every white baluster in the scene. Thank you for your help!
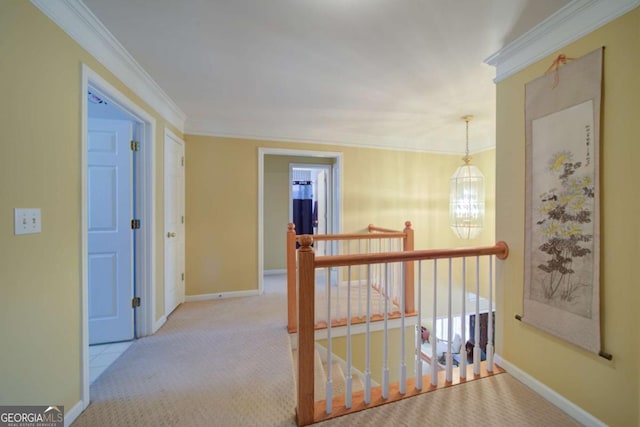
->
[365,264,372,404]
[474,256,481,376]
[326,266,332,413]
[392,240,396,308]
[378,240,383,316]
[431,260,438,386]
[335,274,340,323]
[415,261,423,391]
[487,256,494,372]
[382,264,389,399]
[387,254,392,309]
[358,240,363,319]
[460,257,467,379]
[335,244,341,323]
[446,258,453,383]
[399,261,406,395]
[397,239,402,308]
[316,265,324,326]
[388,238,394,308]
[346,266,352,409]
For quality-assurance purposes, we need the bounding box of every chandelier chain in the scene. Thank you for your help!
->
[465,119,469,159]
[462,115,472,164]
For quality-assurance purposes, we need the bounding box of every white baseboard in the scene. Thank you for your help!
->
[495,354,606,427]
[64,400,84,427]
[185,289,260,302]
[264,269,286,276]
[153,315,167,333]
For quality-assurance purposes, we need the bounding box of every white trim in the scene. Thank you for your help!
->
[31,0,186,131]
[81,63,157,410]
[258,148,344,296]
[258,149,265,295]
[64,400,84,427]
[80,69,90,410]
[185,290,260,302]
[153,315,167,333]
[485,0,640,82]
[264,269,287,276]
[495,354,607,427]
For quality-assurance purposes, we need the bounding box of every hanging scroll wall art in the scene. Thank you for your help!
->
[523,48,603,354]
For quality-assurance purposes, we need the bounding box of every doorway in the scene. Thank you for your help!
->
[289,164,332,255]
[258,148,343,294]
[81,64,156,409]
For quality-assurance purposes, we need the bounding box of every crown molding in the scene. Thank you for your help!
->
[186,126,476,156]
[485,0,640,82]
[31,0,186,132]
[186,117,496,155]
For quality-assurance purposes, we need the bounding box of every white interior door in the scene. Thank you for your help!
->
[164,131,185,316]
[88,118,134,345]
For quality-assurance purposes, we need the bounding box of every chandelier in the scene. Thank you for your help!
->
[449,115,485,239]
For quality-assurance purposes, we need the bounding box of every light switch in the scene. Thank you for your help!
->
[14,208,42,235]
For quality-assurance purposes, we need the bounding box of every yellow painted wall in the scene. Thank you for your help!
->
[185,134,496,296]
[0,1,180,409]
[264,155,334,271]
[496,8,639,426]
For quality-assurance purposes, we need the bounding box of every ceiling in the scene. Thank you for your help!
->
[82,0,570,154]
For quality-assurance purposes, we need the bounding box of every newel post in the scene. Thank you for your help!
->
[287,223,297,333]
[297,235,315,426]
[403,221,415,314]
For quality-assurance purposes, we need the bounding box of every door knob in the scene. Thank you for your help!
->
[167,232,176,238]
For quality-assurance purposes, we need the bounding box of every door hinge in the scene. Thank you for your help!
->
[181,273,185,281]
[181,156,184,166]
[131,219,141,229]
[181,216,184,224]
[130,140,140,151]
[132,296,141,308]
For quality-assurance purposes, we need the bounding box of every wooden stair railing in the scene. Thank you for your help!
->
[295,237,509,426]
[287,222,414,333]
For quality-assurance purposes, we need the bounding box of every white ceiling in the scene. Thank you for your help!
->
[81,0,570,154]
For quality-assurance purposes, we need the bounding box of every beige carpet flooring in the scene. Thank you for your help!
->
[72,276,580,426]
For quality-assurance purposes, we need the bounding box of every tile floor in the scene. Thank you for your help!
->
[89,341,133,384]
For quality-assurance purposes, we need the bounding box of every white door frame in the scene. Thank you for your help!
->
[81,64,157,409]
[258,148,343,294]
[164,128,186,316]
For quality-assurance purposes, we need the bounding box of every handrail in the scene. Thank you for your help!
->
[297,232,407,241]
[368,224,401,233]
[310,241,509,268]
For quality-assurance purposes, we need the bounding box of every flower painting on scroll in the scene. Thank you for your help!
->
[530,100,595,318]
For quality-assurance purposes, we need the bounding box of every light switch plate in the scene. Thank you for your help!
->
[14,208,42,235]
